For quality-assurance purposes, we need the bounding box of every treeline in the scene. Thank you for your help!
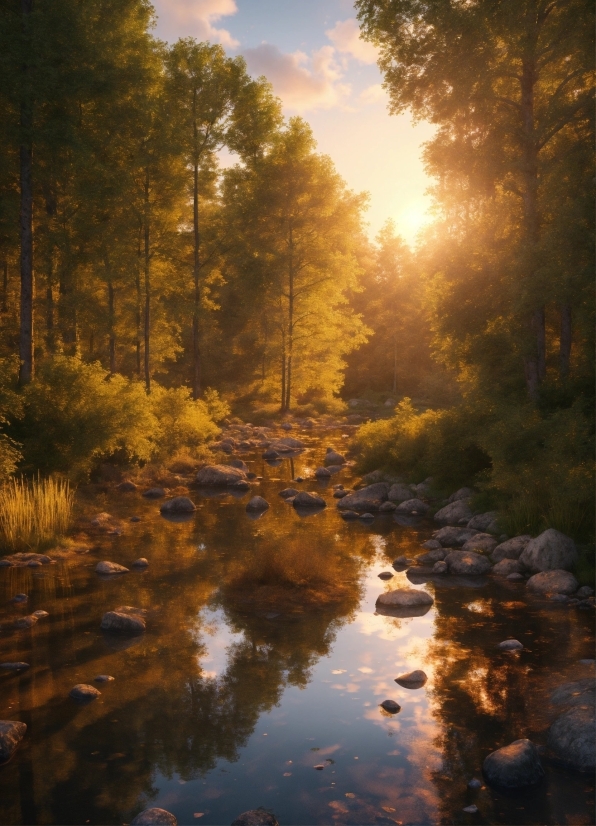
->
[351,0,595,538]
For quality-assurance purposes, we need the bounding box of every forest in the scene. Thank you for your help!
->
[0,0,593,540]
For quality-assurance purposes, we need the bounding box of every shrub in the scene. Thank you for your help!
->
[0,475,74,550]
[149,386,221,458]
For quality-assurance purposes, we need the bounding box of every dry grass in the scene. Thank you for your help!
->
[0,476,74,550]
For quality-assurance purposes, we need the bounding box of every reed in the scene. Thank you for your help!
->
[0,476,74,550]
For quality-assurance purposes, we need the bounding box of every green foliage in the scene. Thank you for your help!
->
[149,385,221,458]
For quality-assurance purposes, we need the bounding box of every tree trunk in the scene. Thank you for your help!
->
[191,90,202,400]
[559,304,572,381]
[2,258,8,313]
[280,330,286,413]
[285,227,294,412]
[108,281,116,374]
[135,227,142,377]
[143,170,151,393]
[45,277,54,353]
[392,333,398,395]
[19,0,34,386]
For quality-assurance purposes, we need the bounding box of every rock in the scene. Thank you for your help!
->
[526,569,579,595]
[548,705,595,772]
[32,610,48,619]
[418,549,446,564]
[1,552,52,567]
[232,480,250,491]
[142,488,166,499]
[0,662,30,672]
[280,422,292,430]
[324,450,345,466]
[462,533,498,554]
[378,572,394,580]
[467,778,482,789]
[279,488,299,499]
[421,539,442,551]
[131,808,178,826]
[393,556,409,568]
[467,511,499,533]
[340,510,359,520]
[10,593,28,604]
[130,516,141,522]
[95,560,129,575]
[334,489,350,499]
[314,467,332,478]
[463,805,478,814]
[336,482,388,512]
[13,615,38,629]
[550,593,569,603]
[482,739,544,788]
[132,558,149,568]
[262,449,280,460]
[100,611,146,635]
[160,496,195,514]
[0,721,27,763]
[379,501,396,512]
[445,550,492,576]
[551,679,595,707]
[387,483,416,503]
[507,572,525,581]
[577,586,594,598]
[519,528,578,573]
[246,496,269,512]
[384,398,396,407]
[433,526,479,547]
[491,535,532,563]
[313,764,325,770]
[231,809,279,826]
[434,500,473,524]
[447,487,475,503]
[433,561,448,574]
[380,700,401,714]
[376,588,434,609]
[292,491,326,509]
[395,670,427,688]
[492,558,523,576]
[227,459,248,472]
[118,481,137,492]
[395,498,430,515]
[69,684,101,702]
[94,675,114,682]
[498,639,524,651]
[196,465,248,487]
[359,512,375,521]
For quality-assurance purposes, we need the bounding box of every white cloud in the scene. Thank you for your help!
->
[243,43,351,112]
[152,0,239,48]
[359,83,387,105]
[326,18,378,64]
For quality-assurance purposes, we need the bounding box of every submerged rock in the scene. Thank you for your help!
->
[526,569,579,595]
[324,450,345,466]
[10,593,28,604]
[378,571,394,580]
[340,510,359,520]
[69,684,101,702]
[380,700,401,714]
[0,662,30,672]
[100,610,146,635]
[196,465,247,487]
[279,488,299,499]
[142,488,166,499]
[94,675,114,683]
[498,639,524,651]
[395,670,427,688]
[379,500,397,512]
[117,480,137,492]
[292,491,325,509]
[482,739,544,788]
[13,615,38,630]
[376,588,434,609]
[131,808,177,826]
[519,528,578,573]
[231,809,279,826]
[246,496,269,512]
[95,561,129,575]
[0,721,27,763]
[132,558,149,568]
[160,496,195,514]
[314,467,332,478]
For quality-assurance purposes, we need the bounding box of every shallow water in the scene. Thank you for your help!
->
[0,429,593,826]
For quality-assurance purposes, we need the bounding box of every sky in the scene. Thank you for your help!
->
[151,0,435,244]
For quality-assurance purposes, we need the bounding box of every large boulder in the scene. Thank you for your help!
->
[433,500,473,525]
[447,487,475,504]
[492,558,523,577]
[0,721,27,763]
[160,496,195,514]
[100,610,146,635]
[231,809,279,826]
[491,535,532,563]
[314,467,332,478]
[95,561,129,575]
[519,529,578,572]
[131,809,177,826]
[387,483,416,504]
[336,483,388,513]
[467,511,500,533]
[526,569,579,595]
[394,670,427,688]
[376,588,434,609]
[324,450,346,466]
[433,526,479,547]
[548,706,595,772]
[196,465,247,487]
[483,740,544,788]
[292,491,326,509]
[461,533,498,555]
[246,496,269,512]
[395,498,430,516]
[445,550,492,576]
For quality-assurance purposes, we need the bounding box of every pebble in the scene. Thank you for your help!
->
[380,700,401,714]
[0,662,30,671]
[467,778,482,789]
[340,510,359,520]
[463,805,478,814]
[10,594,28,604]
[93,675,115,682]
[314,764,325,770]
[378,572,394,580]
[498,639,524,651]
[395,669,427,688]
[358,512,375,521]
[131,808,177,825]
[13,615,38,629]
[95,561,129,575]
[507,572,525,581]
[32,610,48,619]
[132,558,149,568]
[130,516,141,522]
[69,684,101,702]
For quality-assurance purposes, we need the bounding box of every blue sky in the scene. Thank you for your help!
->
[151,0,434,243]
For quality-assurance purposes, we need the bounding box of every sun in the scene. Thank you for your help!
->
[395,198,433,244]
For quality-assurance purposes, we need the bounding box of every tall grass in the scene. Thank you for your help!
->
[0,476,74,550]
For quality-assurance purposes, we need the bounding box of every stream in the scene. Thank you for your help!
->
[0,427,594,826]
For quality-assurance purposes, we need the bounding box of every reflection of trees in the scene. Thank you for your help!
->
[425,586,589,823]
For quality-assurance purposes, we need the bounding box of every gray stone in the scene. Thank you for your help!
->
[419,549,446,563]
[333,489,349,498]
[160,496,195,514]
[324,450,345,466]
[262,449,279,460]
[445,550,492,576]
[550,679,595,708]
[433,561,448,574]
[132,558,149,568]
[577,586,594,598]
[359,512,375,521]
[336,483,388,513]
[93,675,114,682]
[100,611,146,635]
[463,805,478,814]
[433,526,479,547]
[0,662,29,671]
[131,808,177,826]
[0,721,27,763]
[548,705,595,772]
[142,487,166,498]
[380,700,401,714]
[32,610,48,619]
[507,573,525,581]
[246,496,269,512]
[387,483,416,503]
[378,571,394,580]
[13,615,38,629]
[279,488,299,499]
[69,684,101,702]
[395,669,427,688]
[379,501,397,512]
[467,778,482,789]
[467,511,499,533]
[196,465,247,486]
[95,560,129,575]
[447,487,475,504]
[231,808,279,826]
[395,498,430,515]
[421,539,442,551]
[392,556,409,567]
[434,500,473,525]
[519,528,578,573]
[118,481,137,492]
[498,639,524,651]
[280,422,293,430]
[227,459,248,471]
[526,569,579,595]
[10,593,28,603]
[292,491,326,509]
[492,558,523,577]
[340,510,359,520]
[482,739,544,788]
[462,533,498,554]
[314,467,332,478]
[376,588,434,609]
[491,535,532,563]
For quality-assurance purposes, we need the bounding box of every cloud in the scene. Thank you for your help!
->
[326,18,378,64]
[152,0,239,48]
[360,84,387,105]
[243,43,351,112]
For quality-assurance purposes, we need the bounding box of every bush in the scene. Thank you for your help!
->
[149,386,221,458]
